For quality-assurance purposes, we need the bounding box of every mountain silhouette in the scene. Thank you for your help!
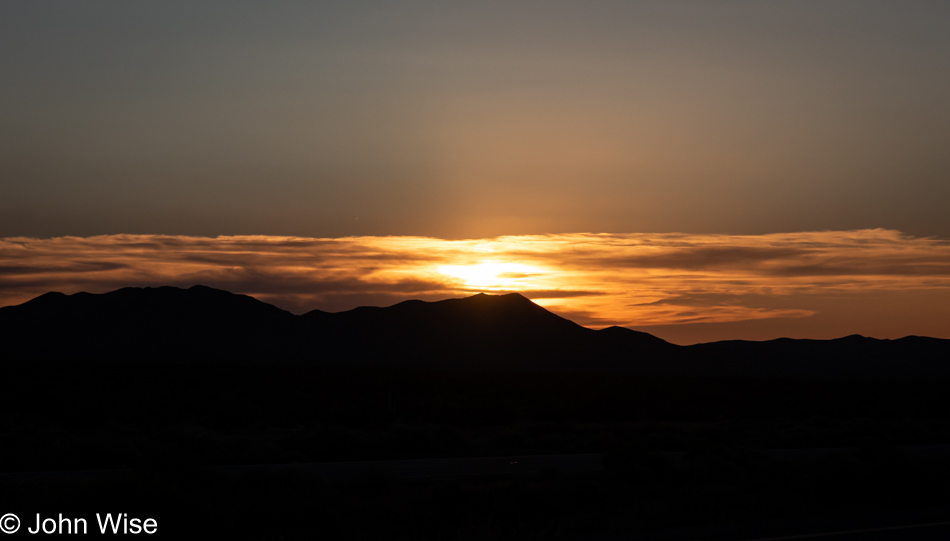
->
[0,285,298,362]
[2,285,949,379]
[303,292,587,342]
[301,292,611,369]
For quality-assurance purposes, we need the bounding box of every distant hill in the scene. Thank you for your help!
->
[0,285,299,362]
[2,285,948,379]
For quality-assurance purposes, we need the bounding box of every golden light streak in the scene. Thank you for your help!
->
[437,261,543,289]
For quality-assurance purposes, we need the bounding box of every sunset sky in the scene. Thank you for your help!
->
[2,2,949,344]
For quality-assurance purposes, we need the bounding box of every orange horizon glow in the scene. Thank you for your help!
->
[2,230,950,344]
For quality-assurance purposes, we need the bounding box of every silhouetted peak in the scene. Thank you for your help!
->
[450,292,564,316]
[189,284,216,291]
[454,292,549,313]
[599,325,630,333]
[108,284,231,297]
[395,292,546,314]
[6,285,293,324]
[27,291,68,304]
[597,325,672,346]
[2,290,67,312]
[461,291,529,302]
[835,334,874,342]
[318,291,589,345]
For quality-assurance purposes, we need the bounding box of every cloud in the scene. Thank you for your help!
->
[597,247,811,271]
[2,230,949,337]
[0,261,130,275]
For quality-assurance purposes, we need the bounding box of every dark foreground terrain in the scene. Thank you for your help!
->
[3,286,950,539]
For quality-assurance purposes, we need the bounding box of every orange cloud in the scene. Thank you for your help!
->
[2,230,949,343]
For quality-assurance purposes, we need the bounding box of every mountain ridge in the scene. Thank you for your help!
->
[2,285,949,379]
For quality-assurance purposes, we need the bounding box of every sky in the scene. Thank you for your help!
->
[2,2,949,343]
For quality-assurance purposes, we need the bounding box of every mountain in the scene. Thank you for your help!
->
[2,285,949,379]
[0,285,300,362]
[301,292,609,370]
[683,333,950,379]
[0,285,672,369]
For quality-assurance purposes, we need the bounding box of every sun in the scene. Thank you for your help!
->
[437,260,541,289]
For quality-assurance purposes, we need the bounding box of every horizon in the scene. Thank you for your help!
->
[4,3,950,345]
[3,229,949,345]
[5,282,942,347]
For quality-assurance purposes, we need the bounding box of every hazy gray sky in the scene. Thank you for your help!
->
[3,1,949,239]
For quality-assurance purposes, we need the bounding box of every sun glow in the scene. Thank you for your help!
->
[4,231,950,341]
[436,260,542,289]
